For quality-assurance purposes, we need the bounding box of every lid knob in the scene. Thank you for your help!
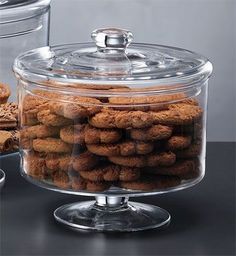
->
[91,28,133,50]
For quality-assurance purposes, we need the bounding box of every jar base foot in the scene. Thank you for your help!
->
[54,197,170,232]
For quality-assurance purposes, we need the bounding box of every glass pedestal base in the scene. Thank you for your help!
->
[54,196,170,232]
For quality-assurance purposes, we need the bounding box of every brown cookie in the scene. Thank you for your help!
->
[33,138,73,153]
[84,124,122,144]
[45,154,73,172]
[23,152,46,179]
[108,151,176,168]
[53,171,71,189]
[0,83,10,104]
[89,109,153,129]
[50,95,101,119]
[72,151,99,172]
[173,121,203,141]
[151,104,203,125]
[119,175,181,191]
[175,142,202,158]
[87,141,154,156]
[144,159,196,176]
[0,103,18,129]
[0,131,13,152]
[79,164,140,182]
[130,124,173,141]
[108,93,189,111]
[22,94,50,126]
[166,135,192,150]
[60,124,86,144]
[71,177,110,192]
[37,109,73,127]
[21,125,60,139]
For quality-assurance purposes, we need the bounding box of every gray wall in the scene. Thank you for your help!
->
[50,0,236,142]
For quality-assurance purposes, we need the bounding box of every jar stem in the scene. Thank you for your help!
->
[95,196,129,209]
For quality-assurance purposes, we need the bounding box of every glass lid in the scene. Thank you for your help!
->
[14,28,213,92]
[0,0,50,23]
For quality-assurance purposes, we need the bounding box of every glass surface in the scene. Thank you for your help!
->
[0,169,6,190]
[0,1,50,101]
[18,80,208,196]
[14,28,212,89]
[14,28,212,231]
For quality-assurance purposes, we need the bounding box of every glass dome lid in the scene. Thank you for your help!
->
[14,28,213,93]
[0,0,51,23]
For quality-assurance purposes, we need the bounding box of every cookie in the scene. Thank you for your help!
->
[72,151,99,172]
[71,177,110,192]
[108,151,176,168]
[166,135,192,150]
[109,92,188,110]
[22,94,50,126]
[144,160,196,176]
[174,122,203,140]
[175,142,202,158]
[0,83,10,104]
[120,175,181,191]
[130,124,173,141]
[45,154,73,172]
[33,138,73,153]
[79,164,140,182]
[0,131,13,152]
[53,171,71,189]
[23,152,46,179]
[21,125,60,139]
[151,104,203,125]
[84,124,122,144]
[60,124,86,144]
[50,96,101,119]
[9,130,19,150]
[37,109,73,127]
[87,141,154,156]
[0,103,18,129]
[89,109,153,129]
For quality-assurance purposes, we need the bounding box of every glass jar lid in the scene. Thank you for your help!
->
[14,28,213,94]
[0,0,51,23]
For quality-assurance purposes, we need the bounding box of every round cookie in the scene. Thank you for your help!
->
[33,138,73,153]
[108,93,188,111]
[71,177,110,192]
[79,164,140,182]
[53,171,71,189]
[21,125,60,139]
[0,83,11,104]
[166,135,192,150]
[60,124,122,145]
[130,124,173,141]
[89,109,153,129]
[37,109,73,127]
[50,96,101,119]
[108,151,176,168]
[45,153,73,172]
[23,152,46,179]
[175,142,202,158]
[151,104,203,126]
[119,175,181,191]
[60,124,86,144]
[144,159,196,176]
[72,151,99,172]
[84,124,122,144]
[87,141,154,156]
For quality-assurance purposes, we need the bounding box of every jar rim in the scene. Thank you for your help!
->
[0,0,51,24]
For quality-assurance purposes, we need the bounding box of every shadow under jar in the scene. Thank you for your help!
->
[13,28,213,232]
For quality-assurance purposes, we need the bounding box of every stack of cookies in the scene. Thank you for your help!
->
[0,83,19,154]
[21,88,203,192]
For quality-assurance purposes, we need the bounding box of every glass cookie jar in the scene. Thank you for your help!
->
[0,0,51,102]
[14,28,213,232]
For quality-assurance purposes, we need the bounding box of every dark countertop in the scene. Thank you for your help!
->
[0,142,235,256]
